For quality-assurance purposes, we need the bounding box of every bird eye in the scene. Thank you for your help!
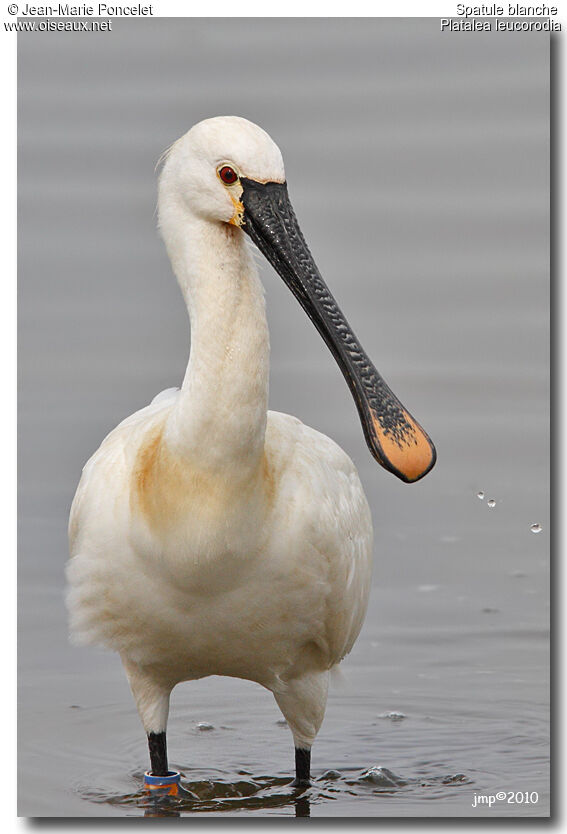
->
[218,165,239,185]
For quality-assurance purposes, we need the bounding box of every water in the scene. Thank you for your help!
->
[19,541,550,817]
[19,601,549,817]
[18,19,549,817]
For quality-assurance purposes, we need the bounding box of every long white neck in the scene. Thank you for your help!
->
[159,201,270,474]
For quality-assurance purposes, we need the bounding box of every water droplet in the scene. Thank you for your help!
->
[196,721,214,731]
[530,523,542,534]
[477,491,485,500]
[487,499,496,508]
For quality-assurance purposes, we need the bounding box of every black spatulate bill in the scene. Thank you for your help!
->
[240,178,436,483]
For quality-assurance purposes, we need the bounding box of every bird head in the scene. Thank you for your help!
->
[158,116,436,484]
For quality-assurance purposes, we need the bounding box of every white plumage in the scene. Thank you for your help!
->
[67,116,432,784]
[68,398,372,747]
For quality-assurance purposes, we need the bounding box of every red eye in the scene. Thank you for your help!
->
[218,165,238,185]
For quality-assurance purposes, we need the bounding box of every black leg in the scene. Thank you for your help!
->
[292,747,311,788]
[147,731,169,776]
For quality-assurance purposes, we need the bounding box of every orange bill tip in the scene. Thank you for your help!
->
[369,410,437,484]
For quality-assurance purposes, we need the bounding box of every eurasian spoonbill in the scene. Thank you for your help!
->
[67,116,436,792]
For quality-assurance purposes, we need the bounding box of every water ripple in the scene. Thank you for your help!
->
[78,764,476,817]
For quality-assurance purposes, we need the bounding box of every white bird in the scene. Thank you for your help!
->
[66,116,435,791]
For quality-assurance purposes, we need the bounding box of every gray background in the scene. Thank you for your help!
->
[18,19,549,817]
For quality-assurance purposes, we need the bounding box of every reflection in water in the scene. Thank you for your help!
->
[143,800,311,818]
[88,773,312,817]
[295,796,311,817]
[142,788,311,818]
[82,766,473,817]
